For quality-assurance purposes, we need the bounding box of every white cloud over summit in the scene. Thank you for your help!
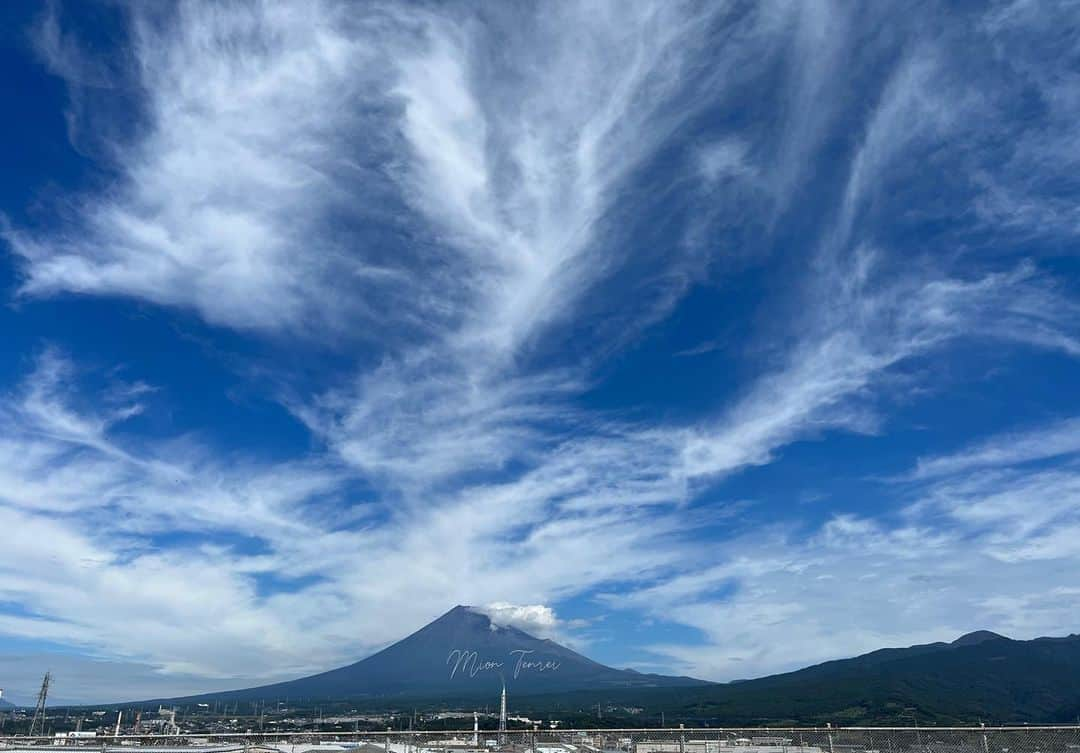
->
[475,604,560,636]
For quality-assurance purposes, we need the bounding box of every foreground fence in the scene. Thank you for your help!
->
[2,727,1080,753]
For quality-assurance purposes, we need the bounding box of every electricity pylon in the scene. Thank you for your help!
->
[29,672,51,736]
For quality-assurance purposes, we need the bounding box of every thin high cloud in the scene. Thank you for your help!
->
[1,0,1080,703]
[0,351,692,694]
[8,0,725,346]
[618,418,1080,681]
[912,417,1080,480]
[1,272,1073,697]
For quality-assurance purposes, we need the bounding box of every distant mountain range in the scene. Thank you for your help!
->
[147,605,706,704]
[120,610,1080,723]
[655,629,1080,724]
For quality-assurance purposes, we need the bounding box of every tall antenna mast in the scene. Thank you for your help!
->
[29,672,51,736]
[498,678,507,746]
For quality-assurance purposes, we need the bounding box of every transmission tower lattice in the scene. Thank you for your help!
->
[29,672,51,737]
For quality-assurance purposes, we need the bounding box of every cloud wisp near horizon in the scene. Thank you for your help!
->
[2,0,1080,704]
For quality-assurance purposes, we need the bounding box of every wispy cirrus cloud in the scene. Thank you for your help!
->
[913,417,1080,479]
[6,0,730,347]
[6,258,1072,696]
[0,350,691,692]
[613,410,1080,681]
[612,494,1080,681]
[971,0,1080,239]
[9,3,401,334]
[2,0,1080,705]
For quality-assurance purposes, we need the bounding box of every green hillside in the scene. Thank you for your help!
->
[645,631,1080,724]
[478,632,1080,726]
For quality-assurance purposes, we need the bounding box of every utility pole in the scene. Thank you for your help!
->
[29,672,51,737]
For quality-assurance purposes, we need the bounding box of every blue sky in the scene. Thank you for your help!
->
[2,0,1080,705]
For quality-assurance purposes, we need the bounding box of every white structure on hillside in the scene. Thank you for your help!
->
[498,681,507,745]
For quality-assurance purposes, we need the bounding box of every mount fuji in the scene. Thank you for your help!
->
[157,606,707,703]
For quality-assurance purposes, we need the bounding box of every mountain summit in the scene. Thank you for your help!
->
[951,630,1008,646]
[163,606,706,703]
